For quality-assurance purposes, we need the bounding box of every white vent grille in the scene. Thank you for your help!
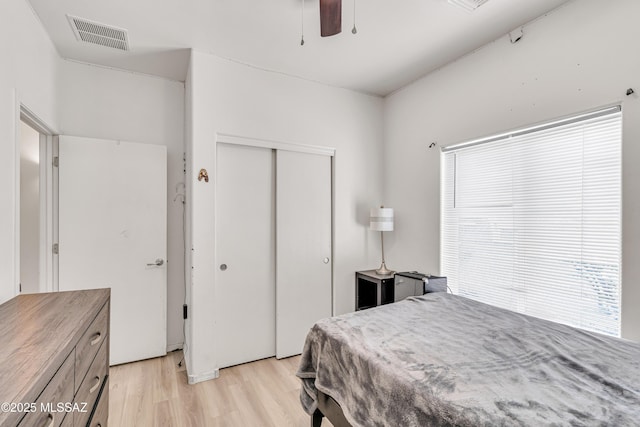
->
[448,0,489,12]
[67,15,130,51]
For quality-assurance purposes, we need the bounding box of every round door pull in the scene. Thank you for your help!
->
[323,257,330,264]
[220,264,228,271]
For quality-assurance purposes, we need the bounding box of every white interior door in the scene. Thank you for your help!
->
[276,150,332,359]
[58,136,167,365]
[216,143,276,368]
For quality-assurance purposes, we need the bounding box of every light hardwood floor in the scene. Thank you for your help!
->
[108,351,328,427]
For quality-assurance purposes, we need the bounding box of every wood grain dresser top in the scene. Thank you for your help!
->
[0,289,110,425]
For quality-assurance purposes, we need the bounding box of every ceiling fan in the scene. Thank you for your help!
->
[300,0,354,44]
[320,0,342,36]
[313,0,488,40]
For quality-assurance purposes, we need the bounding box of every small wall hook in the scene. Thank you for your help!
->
[509,27,524,44]
[428,142,437,149]
[198,168,209,183]
[626,88,635,96]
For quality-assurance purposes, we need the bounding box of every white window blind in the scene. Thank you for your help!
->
[441,107,622,337]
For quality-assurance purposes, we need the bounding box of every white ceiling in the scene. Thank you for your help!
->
[27,0,571,96]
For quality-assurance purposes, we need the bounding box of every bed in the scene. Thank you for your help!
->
[297,292,640,426]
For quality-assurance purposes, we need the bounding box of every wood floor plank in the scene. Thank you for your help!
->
[108,352,331,427]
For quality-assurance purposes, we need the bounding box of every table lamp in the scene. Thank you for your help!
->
[370,206,394,275]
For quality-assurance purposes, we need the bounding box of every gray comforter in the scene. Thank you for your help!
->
[297,293,640,426]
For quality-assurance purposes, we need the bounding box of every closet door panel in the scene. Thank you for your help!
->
[276,150,332,358]
[215,143,276,368]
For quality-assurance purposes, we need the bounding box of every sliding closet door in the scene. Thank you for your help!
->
[276,150,332,359]
[215,143,276,368]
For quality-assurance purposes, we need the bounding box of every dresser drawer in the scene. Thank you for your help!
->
[86,377,109,427]
[74,339,108,427]
[19,351,75,427]
[75,303,109,393]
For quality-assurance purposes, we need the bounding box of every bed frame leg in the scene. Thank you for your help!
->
[311,409,324,427]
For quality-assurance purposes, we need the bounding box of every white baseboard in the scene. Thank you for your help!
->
[166,342,184,352]
[188,369,220,384]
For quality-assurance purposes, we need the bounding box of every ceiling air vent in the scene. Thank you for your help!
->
[447,0,489,12]
[67,15,130,51]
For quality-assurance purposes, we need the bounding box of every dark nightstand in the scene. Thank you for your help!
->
[355,270,395,310]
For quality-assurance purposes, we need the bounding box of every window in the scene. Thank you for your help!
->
[441,107,622,337]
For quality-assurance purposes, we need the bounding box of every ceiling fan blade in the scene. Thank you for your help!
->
[320,0,342,37]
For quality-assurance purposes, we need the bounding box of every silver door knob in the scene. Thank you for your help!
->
[147,258,164,266]
[323,257,330,264]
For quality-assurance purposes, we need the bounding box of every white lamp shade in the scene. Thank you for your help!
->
[370,207,394,231]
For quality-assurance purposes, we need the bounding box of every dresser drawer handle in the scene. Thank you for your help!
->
[89,376,101,393]
[90,332,102,346]
[44,413,54,427]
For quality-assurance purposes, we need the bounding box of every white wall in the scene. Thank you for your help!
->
[0,0,60,304]
[19,120,40,294]
[186,51,384,381]
[1,0,186,351]
[183,57,194,376]
[58,60,186,351]
[384,0,640,341]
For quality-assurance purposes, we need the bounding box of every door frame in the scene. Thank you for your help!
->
[18,104,57,294]
[217,133,335,157]
[215,133,337,316]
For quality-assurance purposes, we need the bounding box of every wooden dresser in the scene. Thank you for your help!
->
[0,289,110,427]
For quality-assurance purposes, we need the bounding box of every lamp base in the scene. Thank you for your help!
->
[375,262,394,276]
